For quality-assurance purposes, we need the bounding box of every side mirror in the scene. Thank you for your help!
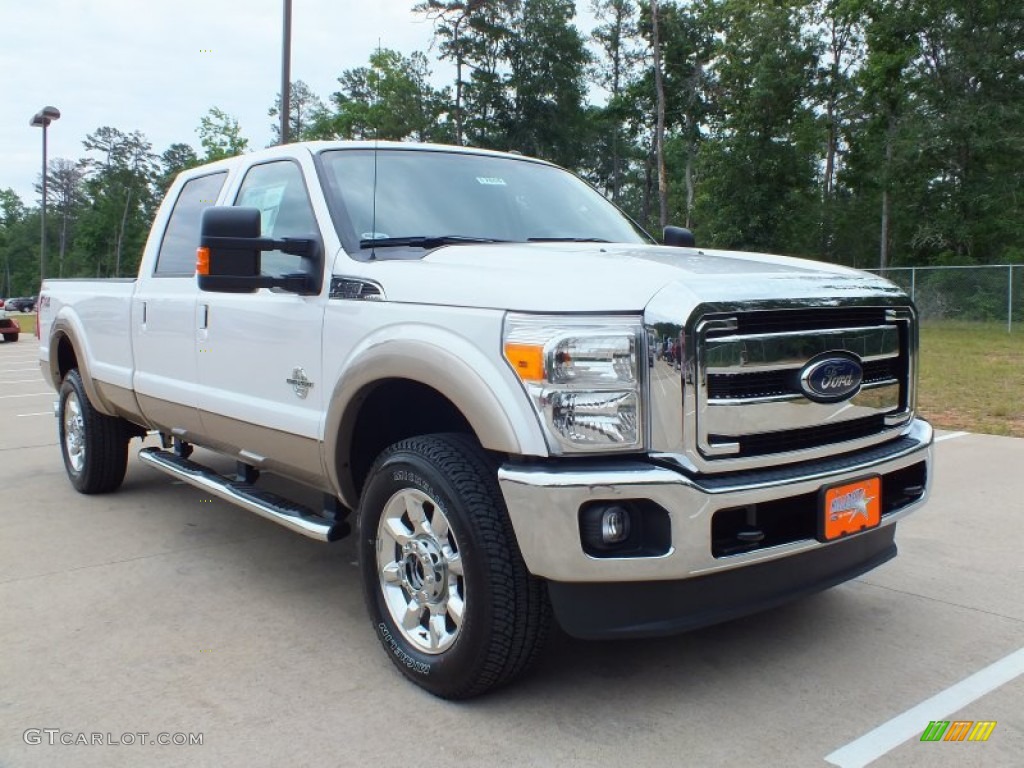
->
[663,226,696,248]
[197,206,318,294]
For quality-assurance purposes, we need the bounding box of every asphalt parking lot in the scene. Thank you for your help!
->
[1,336,1021,768]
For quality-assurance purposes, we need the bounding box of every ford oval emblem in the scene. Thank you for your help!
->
[799,353,863,403]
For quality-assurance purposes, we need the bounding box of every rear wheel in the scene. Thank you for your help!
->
[2,333,16,343]
[358,433,549,699]
[59,369,130,494]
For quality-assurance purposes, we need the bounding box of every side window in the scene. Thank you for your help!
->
[154,173,227,276]
[234,161,319,277]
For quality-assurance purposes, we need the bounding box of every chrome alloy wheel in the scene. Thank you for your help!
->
[376,488,466,655]
[63,392,86,473]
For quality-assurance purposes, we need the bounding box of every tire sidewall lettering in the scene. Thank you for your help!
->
[377,622,431,676]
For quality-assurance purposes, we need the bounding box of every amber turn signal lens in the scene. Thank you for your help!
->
[504,343,544,382]
[196,246,210,276]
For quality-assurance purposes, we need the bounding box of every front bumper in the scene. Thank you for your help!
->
[498,418,931,634]
[549,525,896,639]
[499,417,933,638]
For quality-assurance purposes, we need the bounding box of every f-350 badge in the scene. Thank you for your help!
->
[286,368,314,399]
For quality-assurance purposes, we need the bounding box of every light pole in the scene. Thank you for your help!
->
[30,106,60,291]
[280,0,292,144]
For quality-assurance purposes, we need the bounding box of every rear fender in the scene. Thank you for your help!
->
[46,316,118,417]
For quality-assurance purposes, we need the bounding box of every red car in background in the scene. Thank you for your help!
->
[0,299,20,342]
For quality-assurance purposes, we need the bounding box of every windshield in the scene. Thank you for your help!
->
[319,149,651,254]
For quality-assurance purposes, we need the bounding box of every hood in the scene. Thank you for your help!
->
[355,242,904,314]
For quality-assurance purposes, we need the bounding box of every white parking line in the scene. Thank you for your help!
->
[935,431,969,443]
[0,379,43,384]
[0,392,51,399]
[16,412,52,417]
[825,646,1024,768]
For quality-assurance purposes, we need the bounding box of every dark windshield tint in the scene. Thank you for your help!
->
[320,149,650,251]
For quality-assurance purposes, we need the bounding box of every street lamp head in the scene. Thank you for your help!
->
[30,106,61,128]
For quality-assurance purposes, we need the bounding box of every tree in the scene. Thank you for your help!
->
[311,49,450,142]
[42,159,88,278]
[693,0,821,254]
[504,0,591,167]
[0,188,30,295]
[414,1,489,145]
[156,143,201,198]
[77,127,158,277]
[649,0,668,229]
[197,107,249,162]
[269,80,326,144]
[589,0,642,203]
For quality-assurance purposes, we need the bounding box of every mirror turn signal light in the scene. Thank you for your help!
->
[196,246,210,276]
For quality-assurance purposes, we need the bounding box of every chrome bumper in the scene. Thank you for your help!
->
[498,419,932,582]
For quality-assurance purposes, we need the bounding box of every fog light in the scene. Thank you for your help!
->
[580,503,636,553]
[601,506,631,543]
[579,500,671,558]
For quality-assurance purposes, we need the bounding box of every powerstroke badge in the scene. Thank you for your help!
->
[286,368,314,399]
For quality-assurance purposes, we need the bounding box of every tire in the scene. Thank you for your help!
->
[2,333,16,343]
[58,369,130,494]
[358,433,550,699]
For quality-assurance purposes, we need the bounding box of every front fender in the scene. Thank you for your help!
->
[322,325,548,506]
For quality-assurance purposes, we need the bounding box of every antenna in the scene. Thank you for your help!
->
[369,37,381,260]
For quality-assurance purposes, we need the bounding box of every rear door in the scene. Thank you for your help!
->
[132,171,227,438]
[194,158,327,486]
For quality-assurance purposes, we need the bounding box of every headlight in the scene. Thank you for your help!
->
[503,314,645,453]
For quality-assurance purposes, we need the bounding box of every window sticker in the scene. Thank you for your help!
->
[476,177,507,186]
[239,184,286,235]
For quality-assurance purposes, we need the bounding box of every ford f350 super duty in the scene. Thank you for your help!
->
[38,141,932,698]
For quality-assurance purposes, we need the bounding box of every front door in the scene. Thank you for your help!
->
[195,159,326,486]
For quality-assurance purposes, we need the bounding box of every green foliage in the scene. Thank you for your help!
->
[157,143,201,196]
[307,49,450,142]
[0,188,33,296]
[269,80,326,144]
[3,0,1022,288]
[504,0,591,167]
[197,107,250,162]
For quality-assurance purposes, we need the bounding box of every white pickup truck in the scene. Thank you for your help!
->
[38,141,932,698]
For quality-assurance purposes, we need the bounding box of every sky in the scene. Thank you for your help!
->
[2,0,600,205]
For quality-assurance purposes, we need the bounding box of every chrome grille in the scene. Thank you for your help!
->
[692,307,914,467]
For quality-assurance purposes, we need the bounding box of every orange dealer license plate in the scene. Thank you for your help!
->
[818,476,881,542]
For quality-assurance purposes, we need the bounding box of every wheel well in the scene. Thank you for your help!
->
[344,379,474,499]
[56,334,78,382]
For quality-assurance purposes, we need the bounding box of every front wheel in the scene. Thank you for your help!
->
[59,369,130,494]
[2,333,16,343]
[358,434,549,699]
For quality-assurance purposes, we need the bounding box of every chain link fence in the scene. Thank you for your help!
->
[865,265,1023,332]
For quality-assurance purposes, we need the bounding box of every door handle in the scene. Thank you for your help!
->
[199,304,209,329]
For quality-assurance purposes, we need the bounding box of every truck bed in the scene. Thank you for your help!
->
[39,278,138,397]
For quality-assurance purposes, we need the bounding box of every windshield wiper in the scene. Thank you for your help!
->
[526,237,611,243]
[360,235,507,249]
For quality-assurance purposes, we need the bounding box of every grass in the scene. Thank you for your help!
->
[5,312,36,337]
[918,321,1024,437]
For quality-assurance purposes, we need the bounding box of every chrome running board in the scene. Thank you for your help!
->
[138,447,348,542]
